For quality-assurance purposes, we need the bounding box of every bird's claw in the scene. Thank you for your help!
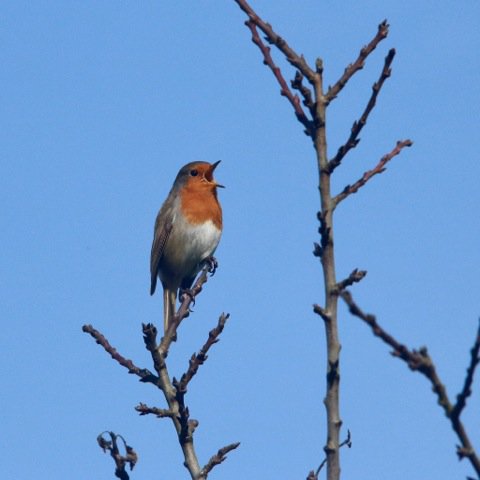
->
[180,288,196,306]
[206,256,218,276]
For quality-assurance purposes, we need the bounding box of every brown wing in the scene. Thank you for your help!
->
[150,213,173,295]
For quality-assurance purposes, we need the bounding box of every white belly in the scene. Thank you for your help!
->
[160,215,221,284]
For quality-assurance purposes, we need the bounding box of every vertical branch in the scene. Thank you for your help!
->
[233,3,407,480]
[312,59,342,480]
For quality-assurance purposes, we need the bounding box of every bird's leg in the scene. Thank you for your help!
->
[206,256,218,276]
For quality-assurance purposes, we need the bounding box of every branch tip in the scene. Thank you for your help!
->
[329,49,398,172]
[334,139,413,205]
[200,442,241,478]
[326,19,391,103]
[313,304,331,322]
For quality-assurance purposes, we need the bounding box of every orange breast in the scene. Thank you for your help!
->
[180,186,223,230]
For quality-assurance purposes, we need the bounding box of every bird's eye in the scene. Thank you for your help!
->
[190,169,198,177]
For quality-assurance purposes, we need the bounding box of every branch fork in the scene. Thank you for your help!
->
[84,263,238,479]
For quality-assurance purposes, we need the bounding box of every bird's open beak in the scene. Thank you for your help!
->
[208,160,225,188]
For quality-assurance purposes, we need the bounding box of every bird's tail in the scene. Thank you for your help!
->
[163,287,177,333]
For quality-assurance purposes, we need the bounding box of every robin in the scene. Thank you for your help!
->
[150,161,224,333]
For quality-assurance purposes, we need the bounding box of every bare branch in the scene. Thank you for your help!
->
[178,313,230,391]
[333,139,412,206]
[233,4,413,480]
[135,402,175,419]
[452,320,480,420]
[308,430,352,479]
[244,20,314,136]
[341,291,480,476]
[312,210,331,260]
[333,269,367,294]
[313,304,332,323]
[234,0,316,82]
[82,324,159,386]
[200,442,241,478]
[326,20,390,103]
[329,49,396,172]
[158,263,213,356]
[292,70,315,116]
[86,259,237,479]
[97,431,138,480]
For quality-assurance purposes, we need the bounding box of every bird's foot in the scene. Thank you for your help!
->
[206,256,218,276]
[179,287,196,306]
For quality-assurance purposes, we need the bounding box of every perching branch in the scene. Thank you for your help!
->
[341,291,480,477]
[84,263,238,480]
[158,262,215,356]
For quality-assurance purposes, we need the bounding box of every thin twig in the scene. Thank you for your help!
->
[234,0,316,82]
[292,71,315,117]
[135,402,175,419]
[326,20,390,103]
[244,20,313,136]
[329,49,396,172]
[200,442,241,478]
[308,430,352,479]
[82,324,159,385]
[333,139,412,207]
[333,269,367,294]
[313,304,332,323]
[452,320,480,420]
[177,313,230,391]
[341,291,480,477]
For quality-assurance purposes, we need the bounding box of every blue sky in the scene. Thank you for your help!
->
[2,1,479,479]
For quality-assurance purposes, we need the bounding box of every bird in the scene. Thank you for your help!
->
[150,160,223,333]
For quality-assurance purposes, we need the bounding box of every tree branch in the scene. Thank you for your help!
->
[341,290,480,477]
[233,4,412,480]
[135,402,175,419]
[243,19,313,136]
[177,313,229,392]
[307,430,352,479]
[333,269,367,294]
[333,139,413,207]
[82,324,159,386]
[292,70,315,117]
[158,263,213,356]
[329,49,396,172]
[141,322,204,479]
[234,0,316,82]
[85,262,237,479]
[451,319,480,420]
[200,442,241,479]
[325,20,390,103]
